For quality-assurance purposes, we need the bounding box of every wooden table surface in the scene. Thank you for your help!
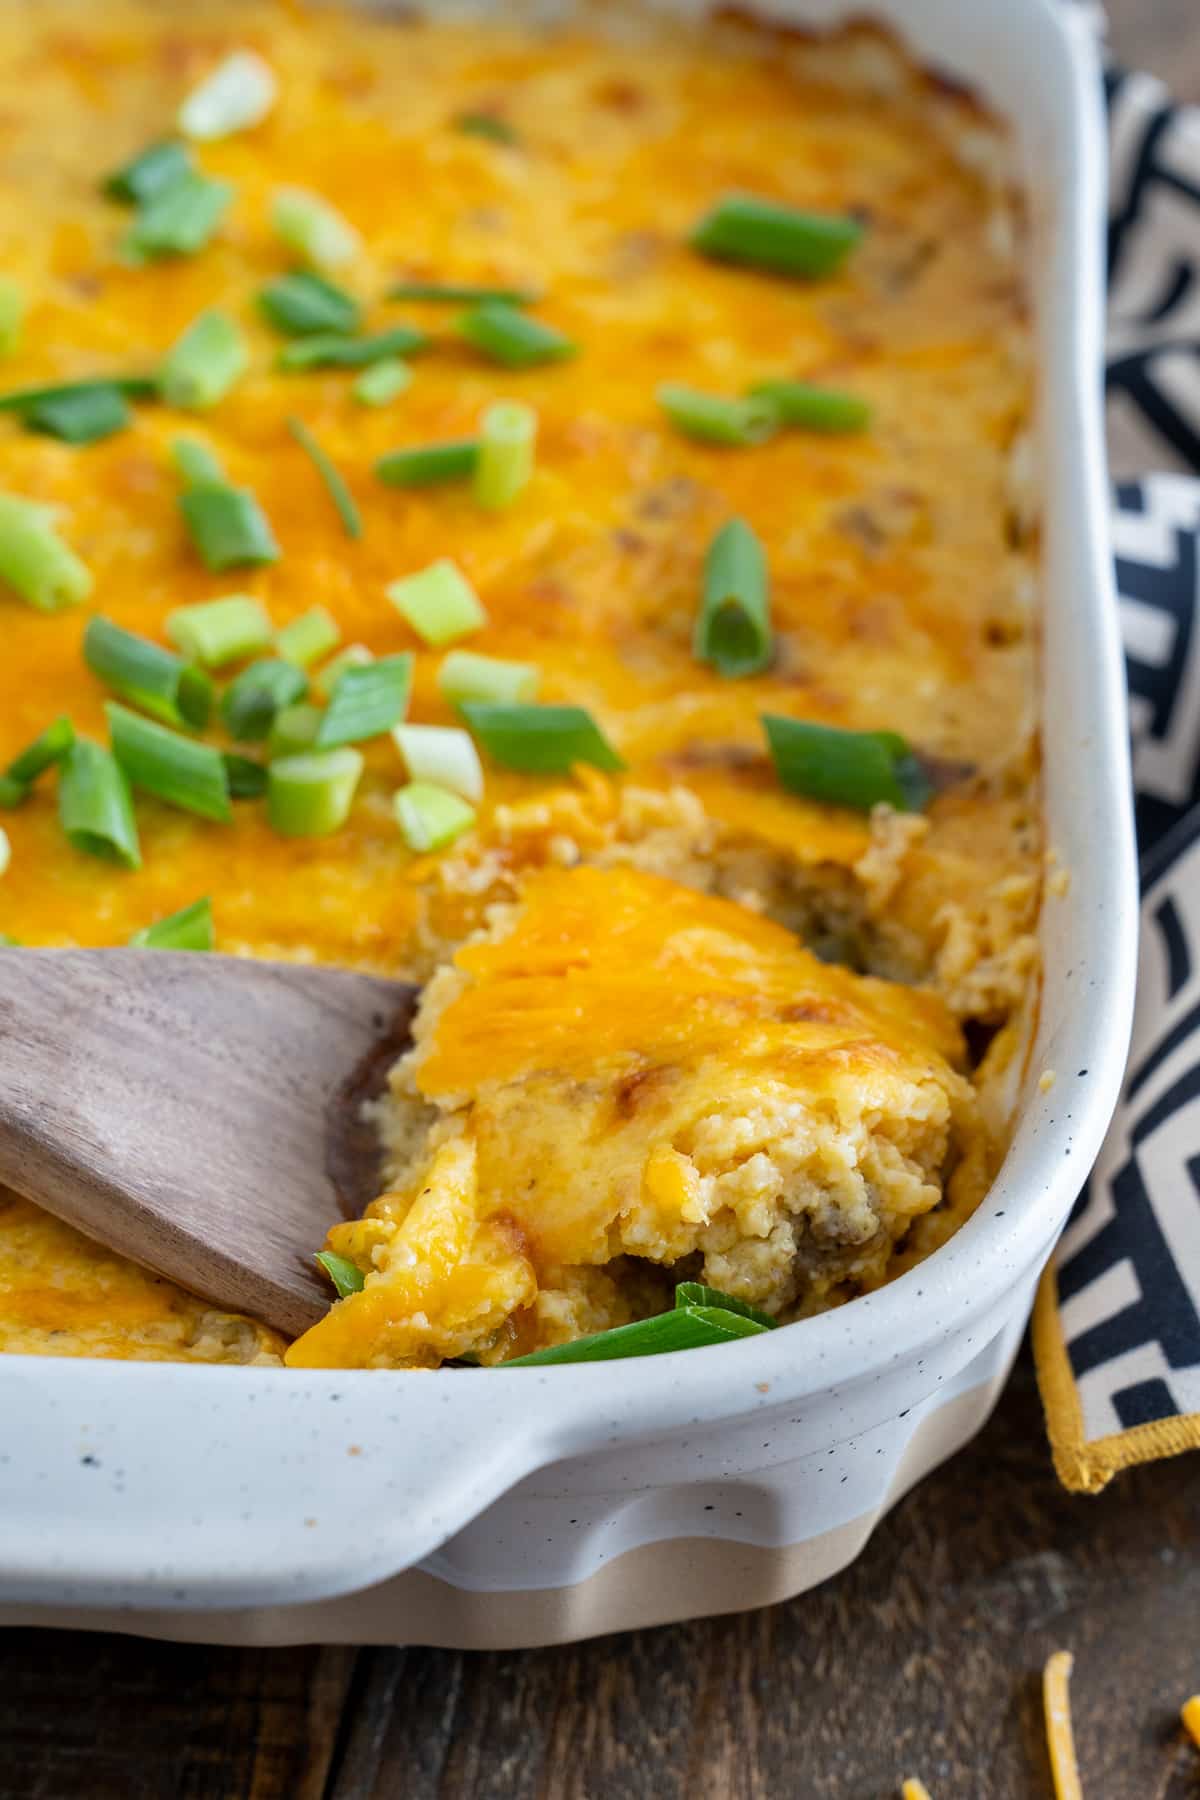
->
[3,5,1199,1796]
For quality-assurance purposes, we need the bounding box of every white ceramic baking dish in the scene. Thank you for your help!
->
[0,0,1137,1648]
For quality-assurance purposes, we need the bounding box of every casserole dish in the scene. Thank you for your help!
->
[0,0,1136,1645]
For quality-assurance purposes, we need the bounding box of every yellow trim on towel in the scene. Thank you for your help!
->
[1033,1265,1200,1493]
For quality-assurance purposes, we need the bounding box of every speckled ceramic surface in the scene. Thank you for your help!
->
[0,0,1137,1648]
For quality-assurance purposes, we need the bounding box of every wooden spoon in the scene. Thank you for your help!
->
[0,949,420,1337]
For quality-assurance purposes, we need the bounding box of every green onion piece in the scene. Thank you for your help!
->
[166,594,273,668]
[505,1303,768,1366]
[0,777,26,809]
[287,416,361,540]
[393,780,475,852]
[391,722,483,803]
[258,270,361,338]
[124,174,235,261]
[220,657,309,742]
[275,606,340,669]
[5,715,75,786]
[107,701,232,822]
[695,517,771,679]
[315,1250,365,1298]
[387,559,485,647]
[316,652,412,748]
[0,279,24,357]
[23,383,130,446]
[57,737,141,868]
[277,326,428,372]
[0,495,91,611]
[179,49,276,140]
[474,400,536,511]
[267,701,325,759]
[171,435,226,489]
[455,112,518,145]
[748,378,871,434]
[180,484,280,571]
[313,642,371,700]
[0,376,157,416]
[129,896,214,951]
[352,358,412,407]
[462,702,624,774]
[0,931,20,944]
[438,649,538,707]
[160,310,249,410]
[272,186,359,271]
[458,301,576,369]
[690,193,863,279]
[762,715,932,812]
[657,383,776,448]
[84,616,214,730]
[223,752,267,799]
[375,440,478,488]
[104,139,193,206]
[387,281,536,305]
[672,1282,778,1328]
[268,746,363,836]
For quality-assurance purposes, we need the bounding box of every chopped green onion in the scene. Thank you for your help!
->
[657,383,776,447]
[672,1282,777,1328]
[166,594,273,668]
[107,701,232,822]
[5,715,74,786]
[287,416,361,540]
[695,517,771,679]
[387,280,536,305]
[0,931,20,944]
[455,112,518,145]
[277,326,427,372]
[171,435,226,489]
[762,715,932,812]
[0,376,157,416]
[124,174,235,261]
[474,401,536,510]
[748,378,871,433]
[0,495,91,611]
[104,140,193,206]
[129,896,214,951]
[438,649,538,707]
[258,271,360,338]
[375,440,478,488]
[57,737,141,869]
[352,358,412,407]
[275,605,340,669]
[267,747,363,836]
[178,50,277,141]
[267,701,325,759]
[0,777,24,809]
[223,752,268,799]
[315,1250,365,1298]
[159,310,248,410]
[84,616,213,730]
[22,384,130,445]
[272,186,359,271]
[505,1303,767,1366]
[462,702,624,774]
[458,301,576,369]
[0,279,24,357]
[391,722,483,803]
[313,642,371,700]
[220,657,309,742]
[689,192,863,279]
[387,559,485,647]
[393,780,475,852]
[316,652,412,748]
[180,484,280,571]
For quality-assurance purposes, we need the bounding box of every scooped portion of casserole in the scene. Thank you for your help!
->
[0,0,1038,1368]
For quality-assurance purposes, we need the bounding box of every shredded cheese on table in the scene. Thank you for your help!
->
[1043,1651,1083,1800]
[900,1780,933,1800]
[1182,1695,1200,1749]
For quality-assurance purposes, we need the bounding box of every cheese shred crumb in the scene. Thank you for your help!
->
[900,1781,933,1800]
[1182,1694,1200,1748]
[1043,1650,1083,1800]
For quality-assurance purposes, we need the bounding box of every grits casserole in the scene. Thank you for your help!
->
[0,1,1038,1371]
